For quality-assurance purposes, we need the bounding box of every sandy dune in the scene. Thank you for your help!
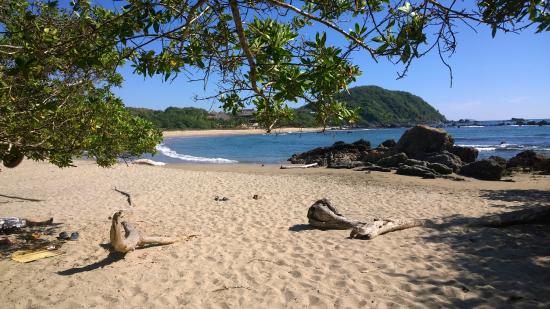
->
[1,161,549,308]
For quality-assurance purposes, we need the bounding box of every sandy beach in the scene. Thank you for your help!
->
[1,160,549,308]
[162,127,324,138]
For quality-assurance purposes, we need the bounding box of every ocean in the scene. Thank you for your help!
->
[151,123,550,164]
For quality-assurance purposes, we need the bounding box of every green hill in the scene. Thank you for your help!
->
[302,85,446,127]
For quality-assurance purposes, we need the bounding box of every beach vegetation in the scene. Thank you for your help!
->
[1,0,547,167]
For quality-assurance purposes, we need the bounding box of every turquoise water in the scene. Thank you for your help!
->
[151,124,550,164]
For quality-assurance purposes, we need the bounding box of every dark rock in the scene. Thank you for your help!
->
[425,151,463,172]
[488,156,507,168]
[396,125,454,158]
[289,139,371,166]
[403,159,427,167]
[352,139,371,149]
[507,150,550,173]
[361,148,395,164]
[450,146,478,163]
[377,152,408,168]
[360,165,392,172]
[328,161,367,169]
[459,159,505,181]
[396,165,437,178]
[379,139,397,149]
[427,162,453,175]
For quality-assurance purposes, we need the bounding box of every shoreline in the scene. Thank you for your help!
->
[162,127,324,138]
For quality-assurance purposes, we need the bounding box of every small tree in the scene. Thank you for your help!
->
[1,0,548,168]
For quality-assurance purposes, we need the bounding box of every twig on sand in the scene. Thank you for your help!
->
[114,187,133,206]
[212,286,252,293]
[247,258,277,265]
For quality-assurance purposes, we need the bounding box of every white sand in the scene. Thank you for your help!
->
[163,127,323,138]
[1,160,549,308]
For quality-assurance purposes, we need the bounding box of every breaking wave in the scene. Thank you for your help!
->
[458,144,550,152]
[155,144,238,163]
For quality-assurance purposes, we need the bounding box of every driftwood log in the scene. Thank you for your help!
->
[110,210,177,253]
[307,199,360,229]
[307,200,550,240]
[350,218,425,240]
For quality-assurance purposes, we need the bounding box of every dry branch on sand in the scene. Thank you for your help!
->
[307,199,550,240]
[110,210,178,253]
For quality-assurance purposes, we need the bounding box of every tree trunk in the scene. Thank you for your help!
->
[110,211,177,253]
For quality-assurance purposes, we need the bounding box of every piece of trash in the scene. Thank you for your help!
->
[214,196,229,202]
[253,195,260,200]
[58,232,70,240]
[70,232,79,241]
[11,250,63,263]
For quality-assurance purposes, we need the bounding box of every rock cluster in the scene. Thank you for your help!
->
[288,125,550,181]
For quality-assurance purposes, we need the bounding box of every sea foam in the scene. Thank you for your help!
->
[156,144,238,163]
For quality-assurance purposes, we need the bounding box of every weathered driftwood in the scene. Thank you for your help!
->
[307,199,360,229]
[307,199,550,240]
[281,163,318,169]
[350,218,425,240]
[110,211,177,253]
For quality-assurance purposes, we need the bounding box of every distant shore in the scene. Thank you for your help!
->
[162,127,324,138]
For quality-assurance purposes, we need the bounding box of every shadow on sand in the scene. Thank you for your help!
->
[383,189,550,307]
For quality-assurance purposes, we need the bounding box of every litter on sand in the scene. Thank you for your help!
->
[11,249,63,263]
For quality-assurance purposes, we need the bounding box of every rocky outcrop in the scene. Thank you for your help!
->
[424,151,463,172]
[396,125,454,158]
[450,145,478,163]
[507,150,550,173]
[459,158,506,181]
[289,140,370,166]
[376,153,408,168]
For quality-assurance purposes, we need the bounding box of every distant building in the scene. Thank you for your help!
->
[207,112,231,121]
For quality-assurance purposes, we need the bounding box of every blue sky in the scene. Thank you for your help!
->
[113,7,550,121]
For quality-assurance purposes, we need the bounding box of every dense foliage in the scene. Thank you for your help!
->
[134,85,445,130]
[1,0,547,168]
[333,85,445,126]
[127,107,246,129]
[0,1,162,168]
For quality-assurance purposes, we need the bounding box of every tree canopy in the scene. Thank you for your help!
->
[1,0,548,168]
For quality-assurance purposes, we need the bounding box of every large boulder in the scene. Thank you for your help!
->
[450,145,478,163]
[427,162,453,175]
[507,150,549,172]
[459,158,506,181]
[424,151,463,172]
[396,125,454,158]
[402,159,427,167]
[376,152,408,168]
